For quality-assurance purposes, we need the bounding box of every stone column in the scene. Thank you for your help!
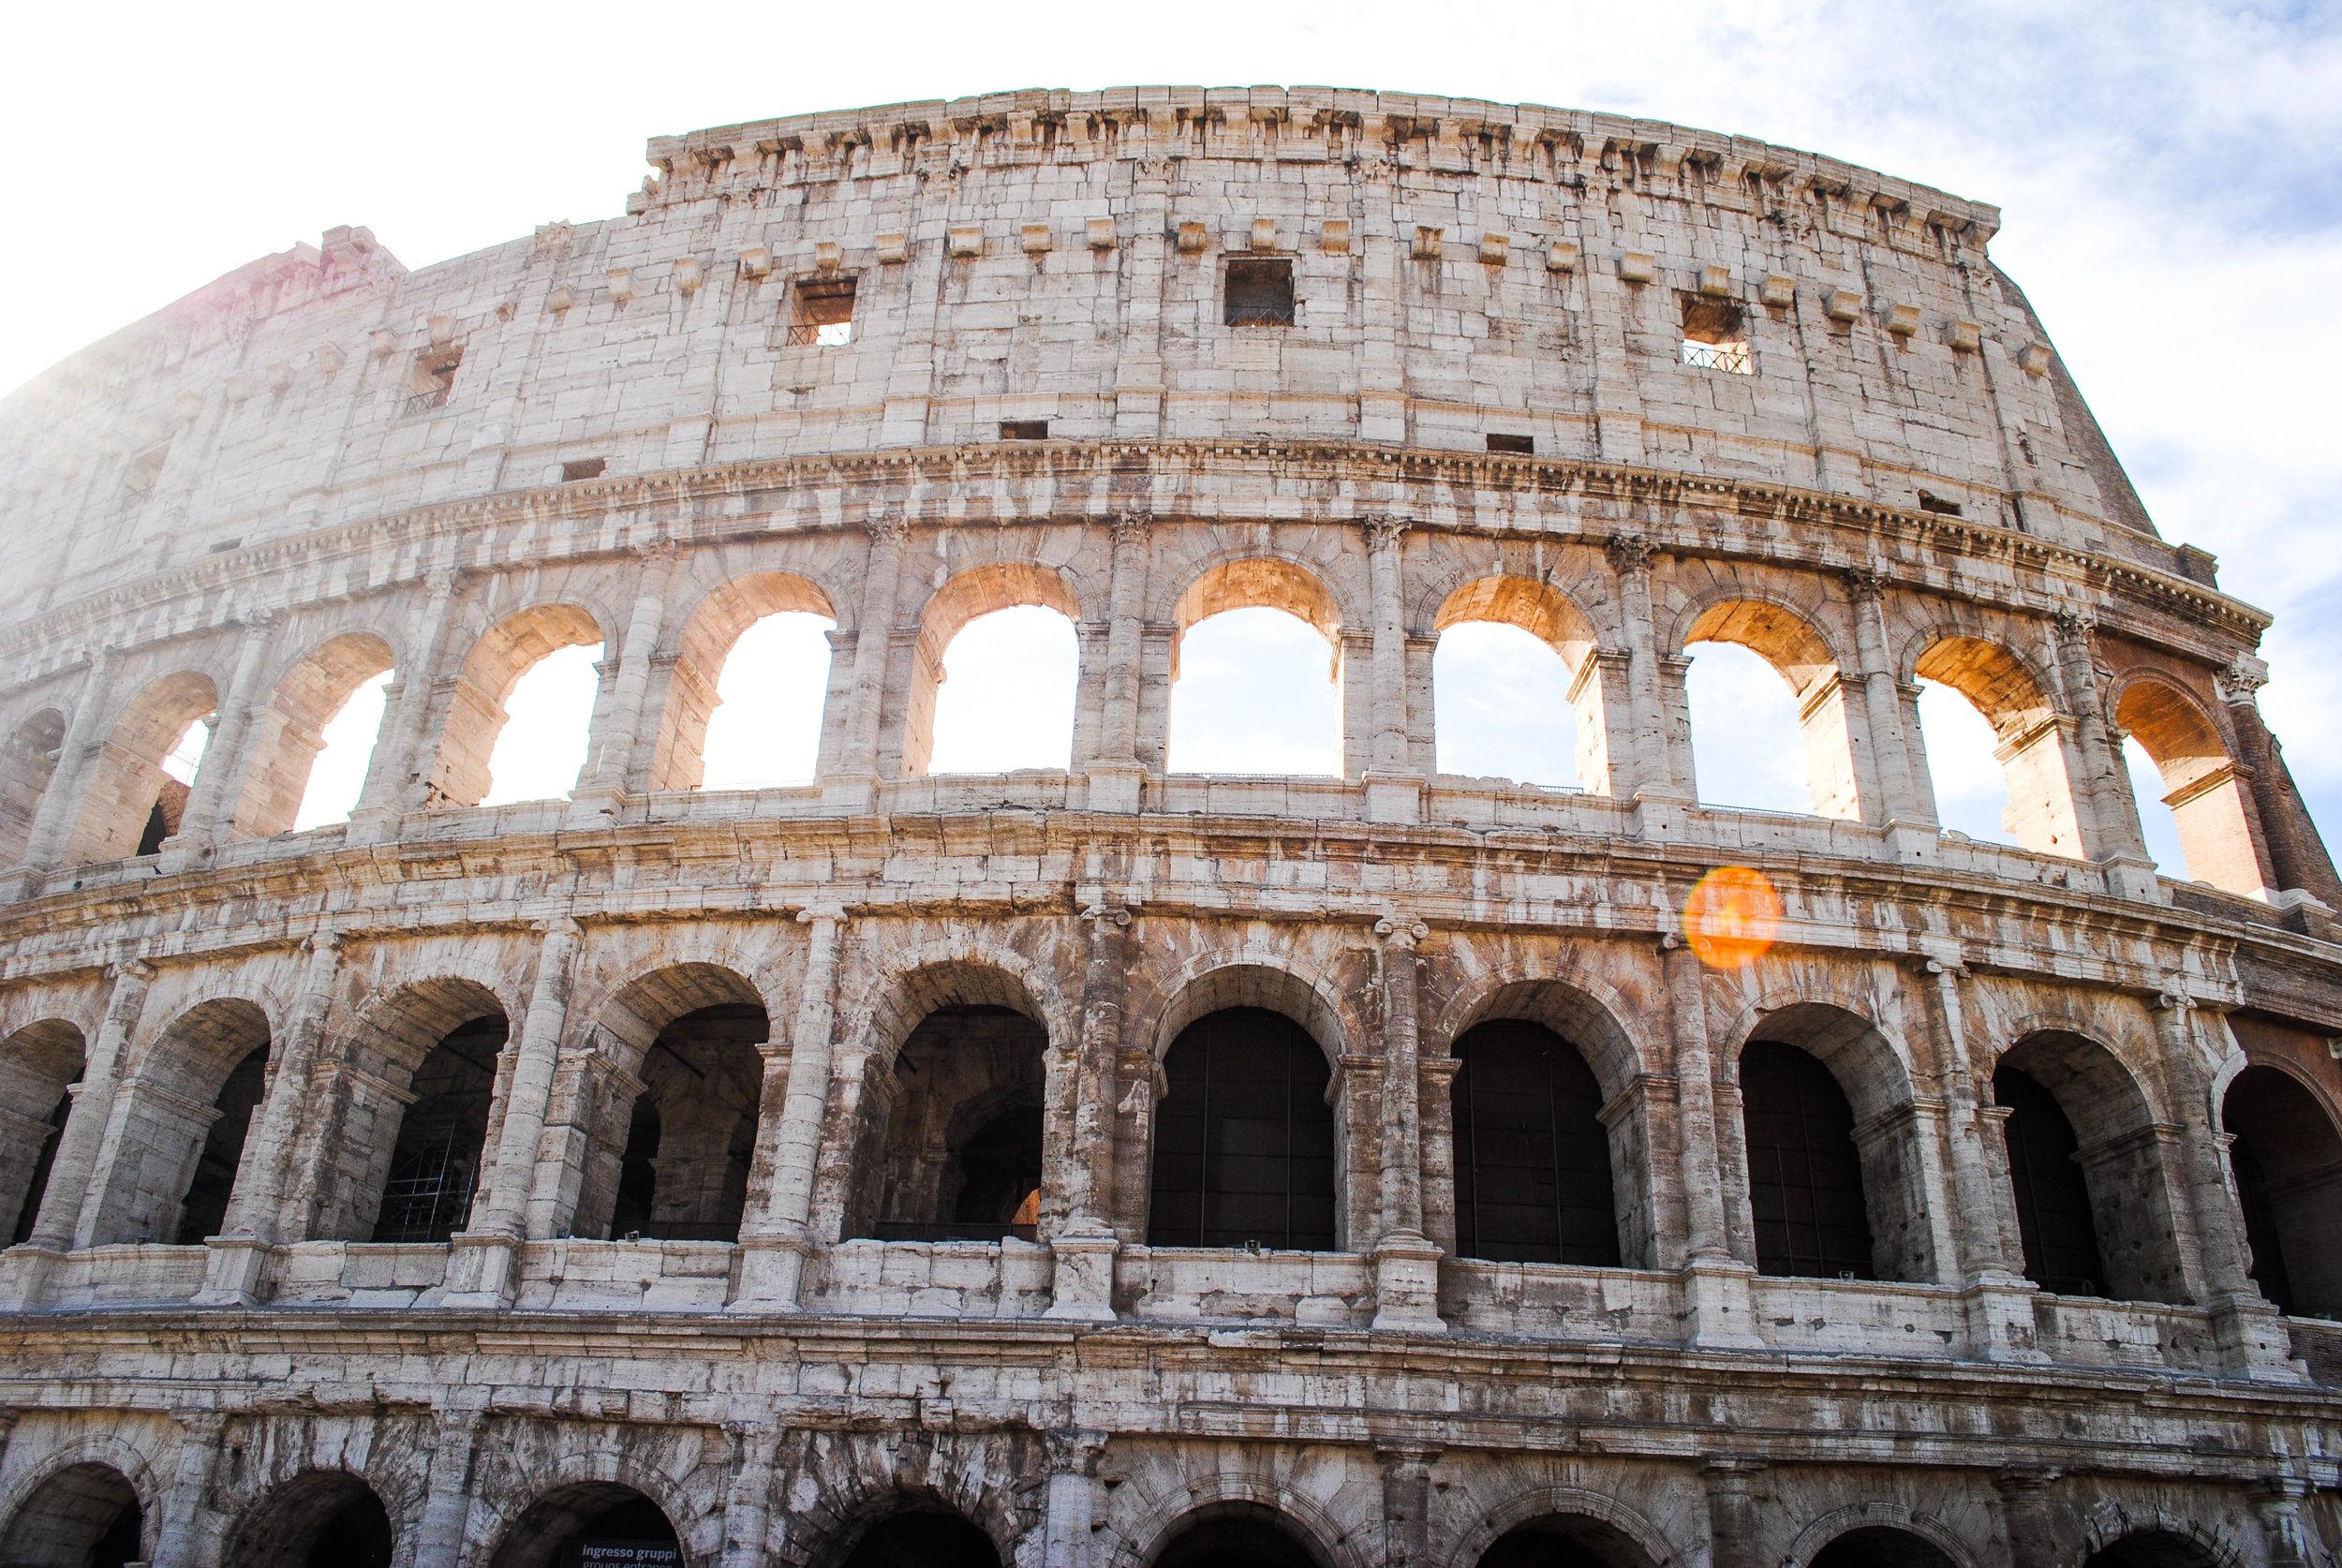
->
[149,1410,227,1568]
[1360,516,1421,823]
[196,931,343,1304]
[1845,568,1928,833]
[1040,1429,1109,1568]
[1608,536,1686,821]
[353,567,460,827]
[1048,903,1127,1321]
[1702,1457,1764,1568]
[1664,936,1763,1348]
[1356,161,1407,442]
[2052,611,2158,898]
[733,907,845,1309]
[1370,916,1444,1334]
[0,957,155,1309]
[1086,514,1151,813]
[1377,1447,1438,1568]
[2216,656,2342,914]
[2152,988,2301,1382]
[167,610,279,859]
[719,1420,780,1568]
[825,517,910,806]
[410,1395,487,1568]
[1993,1468,2062,1568]
[2254,1477,2314,1568]
[576,540,676,806]
[443,916,581,1307]
[9,648,114,891]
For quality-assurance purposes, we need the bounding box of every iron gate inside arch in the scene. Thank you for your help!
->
[1149,1007,1337,1251]
[1450,1020,1620,1266]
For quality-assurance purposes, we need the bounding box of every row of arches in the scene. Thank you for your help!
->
[0,545,2283,897]
[0,1452,2272,1568]
[4,942,2335,1319]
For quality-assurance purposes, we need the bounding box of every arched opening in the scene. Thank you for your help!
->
[0,1462,142,1568]
[1149,1008,1338,1251]
[1682,600,1860,820]
[0,707,67,867]
[2223,1064,2342,1316]
[1450,1021,1619,1266]
[1150,1503,1327,1568]
[0,1019,86,1244]
[1431,577,1604,791]
[600,1003,766,1241]
[229,631,396,837]
[849,1001,1047,1244]
[1476,1513,1656,1568]
[488,1482,678,1568]
[1993,1061,2108,1295]
[1913,637,2081,855]
[908,562,1083,777]
[62,670,217,865]
[1740,1039,1875,1279]
[223,1470,393,1568]
[1997,1030,2188,1303]
[2115,678,2264,895]
[2083,1531,2225,1568]
[369,1012,506,1244]
[659,571,837,791]
[174,1043,271,1244]
[841,1509,1001,1568]
[423,604,603,809]
[1809,1527,1959,1567]
[1168,559,1343,777]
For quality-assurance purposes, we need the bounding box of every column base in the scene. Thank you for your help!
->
[0,1243,64,1311]
[1362,772,1423,825]
[1884,819,1942,865]
[191,1235,272,1306]
[1369,1233,1447,1335]
[1630,791,1690,842]
[341,806,404,849]
[1084,763,1147,817]
[725,1232,813,1313]
[2209,1292,2308,1383]
[437,1231,521,1309]
[2100,854,2166,904]
[1959,1272,2050,1363]
[1044,1224,1120,1322]
[820,775,879,813]
[1679,1253,1766,1350]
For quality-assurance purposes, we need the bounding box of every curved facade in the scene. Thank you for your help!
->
[0,85,2337,1568]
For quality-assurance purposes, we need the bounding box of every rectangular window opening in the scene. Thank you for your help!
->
[787,276,857,347]
[999,420,1050,440]
[1224,257,1296,327]
[1680,295,1752,375]
[404,348,462,416]
[561,458,607,482]
[1486,434,1534,455]
[1917,490,1964,516]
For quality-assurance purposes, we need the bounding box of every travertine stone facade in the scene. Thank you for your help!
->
[0,85,2335,1568]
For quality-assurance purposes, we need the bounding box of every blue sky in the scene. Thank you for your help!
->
[9,1,2337,873]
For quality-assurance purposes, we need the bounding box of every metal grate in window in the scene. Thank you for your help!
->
[1682,339,1753,374]
[1147,1007,1336,1250]
[1451,1021,1620,1266]
[1740,1039,1875,1280]
[1994,1064,2110,1297]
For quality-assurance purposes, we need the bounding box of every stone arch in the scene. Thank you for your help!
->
[1431,575,1609,791]
[1440,1485,1672,1568]
[1119,1482,1360,1568]
[464,1418,721,1568]
[0,704,67,867]
[1911,634,2083,857]
[567,962,770,1242]
[84,995,274,1246]
[220,1467,395,1568]
[225,629,397,837]
[1994,1028,2188,1303]
[778,1432,1028,1568]
[2112,675,2266,895]
[1676,595,1862,821]
[484,1478,686,1568]
[902,559,1086,777]
[422,601,606,808]
[1786,1502,1976,1567]
[61,669,219,865]
[1143,958,1354,1071]
[1170,554,1346,673]
[1731,999,1937,1283]
[0,1018,86,1244]
[2078,1509,2246,1568]
[2220,1061,2342,1316]
[313,974,511,1243]
[652,569,837,792]
[1163,553,1351,777]
[0,1456,148,1568]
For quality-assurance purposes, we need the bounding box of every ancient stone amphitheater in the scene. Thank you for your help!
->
[0,83,2336,1568]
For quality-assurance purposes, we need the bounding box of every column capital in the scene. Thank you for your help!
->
[234,607,283,636]
[1993,1464,2058,1495]
[533,914,584,941]
[2215,655,2270,707]
[633,537,681,570]
[1080,903,1134,928]
[1373,914,1429,947]
[1843,563,1890,603]
[106,957,157,984]
[2152,984,2196,1014]
[863,513,912,546]
[1363,513,1411,552]
[1606,531,1654,574]
[1108,511,1152,546]
[2053,604,2096,640]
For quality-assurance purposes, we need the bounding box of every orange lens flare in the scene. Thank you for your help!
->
[1682,865,1783,969]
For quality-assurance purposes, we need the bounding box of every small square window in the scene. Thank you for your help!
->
[1000,420,1049,440]
[1681,295,1752,375]
[787,277,857,347]
[561,458,607,482]
[1917,490,1963,516]
[404,348,461,416]
[1486,434,1534,455]
[1224,258,1296,327]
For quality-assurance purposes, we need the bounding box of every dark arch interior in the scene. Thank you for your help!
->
[842,1510,1001,1568]
[490,1483,678,1568]
[604,1001,767,1242]
[224,1470,393,1568]
[1149,1007,1337,1251]
[1451,1019,1620,1267]
[175,1043,272,1244]
[853,1003,1047,1243]
[1810,1527,1959,1567]
[374,1013,506,1244]
[1740,1039,1874,1280]
[12,1080,76,1245]
[1152,1504,1324,1568]
[2083,1531,2225,1568]
[0,1461,142,1568]
[1994,1062,2109,1295]
[1476,1513,1651,1568]
[2222,1064,2342,1317]
[954,1104,1044,1234]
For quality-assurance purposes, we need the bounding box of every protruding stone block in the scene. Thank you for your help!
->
[1320,219,1350,253]
[1086,217,1118,250]
[738,246,772,278]
[674,257,704,292]
[1412,226,1444,259]
[1619,250,1655,284]
[813,241,842,271]
[1250,218,1279,253]
[1885,302,1921,337]
[948,226,983,258]
[1175,221,1209,253]
[1697,262,1732,296]
[1020,225,1053,255]
[1479,232,1509,265]
[606,269,635,303]
[1546,240,1579,273]
[1947,317,1981,352]
[1825,286,1863,322]
[876,233,910,263]
[1761,274,1796,307]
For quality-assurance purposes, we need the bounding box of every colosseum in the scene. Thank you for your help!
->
[0,82,2336,1568]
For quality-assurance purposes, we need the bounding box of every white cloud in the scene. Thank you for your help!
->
[481,645,601,806]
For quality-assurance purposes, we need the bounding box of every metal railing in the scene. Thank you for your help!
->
[1682,339,1753,375]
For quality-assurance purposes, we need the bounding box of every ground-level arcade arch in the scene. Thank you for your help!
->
[222,1468,395,1568]
[486,1480,680,1568]
[0,1459,145,1567]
